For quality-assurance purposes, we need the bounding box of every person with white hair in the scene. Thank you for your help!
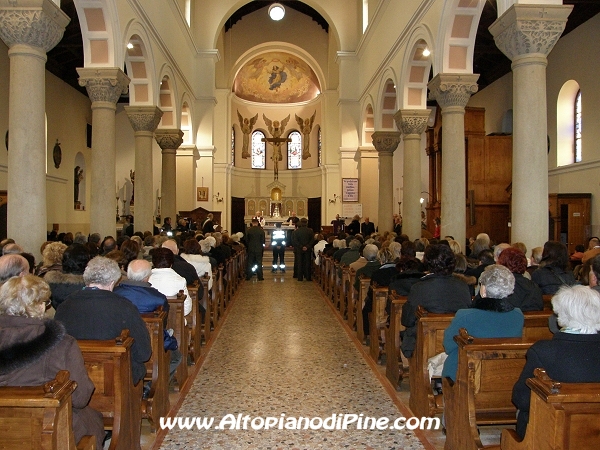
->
[442,264,524,381]
[160,239,199,285]
[512,285,600,439]
[55,256,152,386]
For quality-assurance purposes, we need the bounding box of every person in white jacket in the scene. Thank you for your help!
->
[148,247,191,317]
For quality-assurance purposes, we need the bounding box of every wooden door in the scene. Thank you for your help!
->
[566,199,589,254]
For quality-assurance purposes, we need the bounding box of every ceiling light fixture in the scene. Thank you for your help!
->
[422,47,431,57]
[268,3,285,21]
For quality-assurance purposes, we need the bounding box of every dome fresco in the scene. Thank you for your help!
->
[233,52,320,104]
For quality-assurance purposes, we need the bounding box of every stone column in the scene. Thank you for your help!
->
[125,106,163,234]
[428,74,479,247]
[372,132,401,234]
[78,68,130,240]
[0,0,69,256]
[394,110,430,241]
[155,130,184,224]
[490,4,572,250]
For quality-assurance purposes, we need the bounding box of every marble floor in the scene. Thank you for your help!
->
[149,257,440,450]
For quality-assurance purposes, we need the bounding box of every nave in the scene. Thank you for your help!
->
[150,255,431,449]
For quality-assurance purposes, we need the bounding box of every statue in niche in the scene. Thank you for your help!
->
[237,111,258,159]
[129,170,135,206]
[295,111,316,159]
[74,166,83,207]
[263,114,290,180]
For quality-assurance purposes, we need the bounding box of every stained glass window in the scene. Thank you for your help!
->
[251,130,266,169]
[287,131,302,169]
[317,126,322,166]
[231,126,235,166]
[574,90,582,163]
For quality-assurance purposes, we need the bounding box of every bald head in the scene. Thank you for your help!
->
[161,239,179,255]
[0,254,30,283]
[127,259,153,282]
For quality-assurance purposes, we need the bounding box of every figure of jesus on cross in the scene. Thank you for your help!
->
[262,114,290,180]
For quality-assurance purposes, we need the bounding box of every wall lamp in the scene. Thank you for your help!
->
[328,194,339,204]
[213,192,224,203]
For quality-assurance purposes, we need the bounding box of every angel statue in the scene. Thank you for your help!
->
[263,114,290,180]
[295,111,316,159]
[237,110,258,159]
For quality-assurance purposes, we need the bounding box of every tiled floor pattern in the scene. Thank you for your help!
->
[157,261,428,449]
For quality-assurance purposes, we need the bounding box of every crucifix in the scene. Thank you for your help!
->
[263,114,290,180]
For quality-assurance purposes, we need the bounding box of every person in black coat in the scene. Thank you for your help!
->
[346,215,361,236]
[361,217,376,237]
[497,247,543,311]
[292,218,314,281]
[512,285,600,438]
[400,244,473,358]
[531,241,577,294]
[245,218,265,280]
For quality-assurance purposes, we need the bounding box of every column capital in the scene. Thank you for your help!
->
[428,74,479,110]
[125,106,163,133]
[77,67,130,104]
[489,4,573,61]
[371,131,401,155]
[0,0,69,52]
[394,109,431,136]
[155,129,184,150]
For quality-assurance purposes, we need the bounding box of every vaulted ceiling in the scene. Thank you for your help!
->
[45,1,600,100]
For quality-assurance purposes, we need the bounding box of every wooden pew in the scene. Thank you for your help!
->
[167,291,189,391]
[347,268,357,330]
[140,308,170,432]
[369,284,389,362]
[77,330,141,450]
[187,281,202,363]
[326,257,335,302]
[0,370,95,450]
[340,265,350,319]
[216,265,225,320]
[501,368,600,450]
[355,275,371,344]
[542,294,553,311]
[333,261,342,311]
[443,328,533,450]
[385,292,408,390]
[409,308,554,419]
[200,273,211,343]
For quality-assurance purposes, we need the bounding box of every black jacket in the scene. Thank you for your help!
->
[531,265,577,294]
[505,273,543,311]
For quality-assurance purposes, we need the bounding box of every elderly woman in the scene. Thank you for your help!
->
[181,238,213,291]
[0,275,105,448]
[35,241,67,278]
[512,285,600,438]
[44,243,91,310]
[498,247,543,311]
[442,264,525,381]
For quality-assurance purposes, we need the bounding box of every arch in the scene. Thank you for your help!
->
[399,26,434,109]
[229,42,327,96]
[556,80,581,167]
[156,66,180,129]
[287,130,302,169]
[123,22,157,105]
[180,92,195,144]
[361,98,375,145]
[435,0,485,76]
[73,0,123,68]
[378,77,398,130]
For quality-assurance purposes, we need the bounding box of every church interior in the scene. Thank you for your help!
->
[1,0,600,449]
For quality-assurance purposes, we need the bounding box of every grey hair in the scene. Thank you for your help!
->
[479,264,515,299]
[73,232,88,245]
[0,274,51,319]
[530,247,543,264]
[2,243,23,255]
[89,233,102,245]
[363,244,378,262]
[205,236,216,248]
[494,243,511,261]
[349,239,361,250]
[552,285,600,334]
[388,241,402,260]
[83,256,122,287]
[200,239,212,253]
[0,254,29,283]
[131,236,143,247]
[127,259,152,282]
[476,233,490,247]
[338,239,347,249]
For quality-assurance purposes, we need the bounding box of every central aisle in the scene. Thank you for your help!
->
[158,262,427,449]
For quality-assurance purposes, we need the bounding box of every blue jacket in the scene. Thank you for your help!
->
[114,281,169,314]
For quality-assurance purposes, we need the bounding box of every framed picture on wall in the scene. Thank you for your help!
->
[342,178,359,202]
[197,187,209,202]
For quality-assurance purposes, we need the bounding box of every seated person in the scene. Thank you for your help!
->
[497,247,543,311]
[0,275,105,448]
[0,253,30,284]
[45,244,92,310]
[512,285,600,438]
[442,264,525,381]
[149,247,192,317]
[531,241,576,294]
[401,244,472,358]
[55,256,152,385]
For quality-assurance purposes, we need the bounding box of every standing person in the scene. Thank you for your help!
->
[252,211,265,227]
[361,217,375,237]
[202,213,214,234]
[285,211,299,227]
[346,215,361,236]
[246,218,265,281]
[271,224,286,273]
[162,217,172,233]
[293,218,314,281]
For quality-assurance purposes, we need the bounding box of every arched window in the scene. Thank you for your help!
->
[574,90,582,163]
[251,130,266,169]
[317,126,322,166]
[287,131,302,169]
[231,126,235,166]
